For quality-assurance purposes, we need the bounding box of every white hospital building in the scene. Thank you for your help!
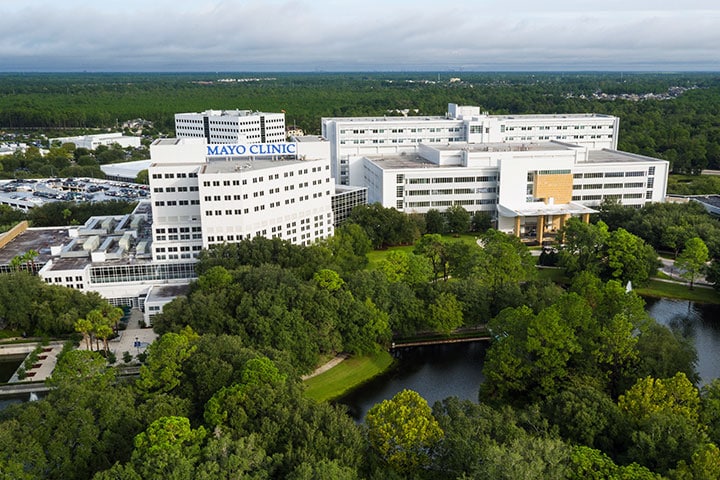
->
[322,103,619,186]
[322,103,668,241]
[175,110,286,144]
[148,137,335,262]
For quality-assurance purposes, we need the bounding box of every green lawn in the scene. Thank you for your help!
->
[366,234,480,270]
[635,279,720,304]
[535,266,569,284]
[303,350,394,402]
[366,245,416,270]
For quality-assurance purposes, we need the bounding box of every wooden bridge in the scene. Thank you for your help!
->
[390,335,491,349]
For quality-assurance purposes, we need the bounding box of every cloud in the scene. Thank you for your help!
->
[0,0,718,71]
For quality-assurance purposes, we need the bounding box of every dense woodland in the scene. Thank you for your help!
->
[1,72,720,175]
[2,199,720,478]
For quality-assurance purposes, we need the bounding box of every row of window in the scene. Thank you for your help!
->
[153,186,199,192]
[505,124,612,132]
[407,176,497,184]
[154,200,200,206]
[151,172,197,179]
[405,198,499,208]
[573,191,652,202]
[577,170,648,179]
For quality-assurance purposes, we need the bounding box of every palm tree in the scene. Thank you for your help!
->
[74,318,93,351]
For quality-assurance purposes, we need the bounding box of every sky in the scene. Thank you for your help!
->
[0,0,718,72]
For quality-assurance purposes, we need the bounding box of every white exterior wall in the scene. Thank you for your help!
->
[175,110,286,144]
[322,104,620,186]
[362,143,669,218]
[39,261,87,290]
[198,158,334,247]
[571,160,669,208]
[51,133,141,150]
[149,138,335,254]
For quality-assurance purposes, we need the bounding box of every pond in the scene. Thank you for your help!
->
[338,341,487,420]
[646,297,720,385]
[338,298,720,420]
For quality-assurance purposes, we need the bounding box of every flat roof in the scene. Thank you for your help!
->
[365,154,442,170]
[432,142,573,153]
[147,284,190,302]
[202,157,314,174]
[294,135,324,142]
[0,227,70,266]
[584,149,666,164]
[498,202,597,218]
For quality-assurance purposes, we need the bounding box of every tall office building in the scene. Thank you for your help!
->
[148,137,334,263]
[175,110,286,144]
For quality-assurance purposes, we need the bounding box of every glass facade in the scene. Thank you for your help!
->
[89,262,196,284]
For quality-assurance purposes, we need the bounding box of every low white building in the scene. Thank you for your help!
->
[322,103,619,186]
[362,141,668,242]
[175,109,286,144]
[50,132,141,150]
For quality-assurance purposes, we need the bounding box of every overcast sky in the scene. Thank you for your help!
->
[1,0,718,72]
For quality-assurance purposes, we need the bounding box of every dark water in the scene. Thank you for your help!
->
[338,299,720,420]
[0,355,23,383]
[646,298,720,385]
[338,341,487,420]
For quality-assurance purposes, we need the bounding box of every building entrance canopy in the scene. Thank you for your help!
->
[497,202,597,218]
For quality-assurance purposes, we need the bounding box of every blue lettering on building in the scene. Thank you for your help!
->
[206,143,297,157]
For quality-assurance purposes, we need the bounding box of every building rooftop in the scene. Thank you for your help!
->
[498,202,597,218]
[584,149,666,164]
[0,227,70,266]
[365,153,441,170]
[294,135,324,143]
[146,284,190,302]
[433,142,573,153]
[202,157,315,174]
[177,110,281,118]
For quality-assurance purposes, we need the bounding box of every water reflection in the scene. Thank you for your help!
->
[337,341,487,420]
[646,298,720,385]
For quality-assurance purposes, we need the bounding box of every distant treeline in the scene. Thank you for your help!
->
[1,72,720,172]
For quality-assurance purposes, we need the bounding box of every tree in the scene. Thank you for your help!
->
[135,169,149,184]
[482,304,580,404]
[556,219,609,277]
[675,237,709,289]
[470,210,493,233]
[136,327,199,395]
[604,228,659,286]
[377,250,432,286]
[428,292,464,334]
[618,373,705,473]
[424,208,446,234]
[414,234,449,281]
[75,317,94,351]
[131,416,207,479]
[445,204,470,234]
[365,389,444,474]
[474,229,535,310]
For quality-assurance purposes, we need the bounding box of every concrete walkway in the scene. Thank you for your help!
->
[78,308,157,361]
[301,353,349,380]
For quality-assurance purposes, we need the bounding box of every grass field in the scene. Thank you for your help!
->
[366,234,481,270]
[303,350,394,402]
[635,279,720,304]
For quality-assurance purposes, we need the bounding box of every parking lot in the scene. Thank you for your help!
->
[0,177,149,209]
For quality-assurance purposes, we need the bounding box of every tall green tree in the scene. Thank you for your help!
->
[365,389,444,474]
[675,236,709,289]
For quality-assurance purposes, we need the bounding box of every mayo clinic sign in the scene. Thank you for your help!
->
[206,142,297,157]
